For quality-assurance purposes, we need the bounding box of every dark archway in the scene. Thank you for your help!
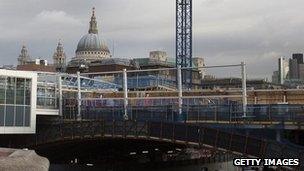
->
[34,138,187,164]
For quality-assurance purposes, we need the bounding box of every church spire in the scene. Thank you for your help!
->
[88,7,98,34]
[18,44,31,65]
[53,39,66,72]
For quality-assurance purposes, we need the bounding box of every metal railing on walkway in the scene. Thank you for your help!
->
[62,98,304,125]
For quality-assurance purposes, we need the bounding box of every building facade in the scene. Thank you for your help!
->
[299,63,304,81]
[289,58,299,80]
[272,53,304,86]
[278,57,289,84]
[0,69,61,134]
[192,57,206,79]
[17,59,55,72]
[292,53,303,64]
[272,71,279,84]
[0,69,37,134]
[149,51,168,62]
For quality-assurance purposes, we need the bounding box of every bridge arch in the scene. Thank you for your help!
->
[33,137,189,164]
[31,120,302,160]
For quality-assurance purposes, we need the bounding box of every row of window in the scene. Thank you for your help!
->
[0,105,30,127]
[77,51,108,55]
[0,77,31,105]
[0,76,32,127]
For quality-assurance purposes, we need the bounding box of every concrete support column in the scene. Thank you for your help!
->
[241,62,247,117]
[77,71,82,121]
[123,69,128,120]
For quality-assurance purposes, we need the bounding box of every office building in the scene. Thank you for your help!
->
[278,57,289,84]
[292,53,303,64]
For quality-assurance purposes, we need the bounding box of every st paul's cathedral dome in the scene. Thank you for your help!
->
[74,8,111,61]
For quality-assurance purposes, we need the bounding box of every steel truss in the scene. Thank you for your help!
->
[176,0,193,88]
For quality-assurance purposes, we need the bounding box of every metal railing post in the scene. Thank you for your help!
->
[77,71,82,121]
[123,68,129,120]
[241,62,247,118]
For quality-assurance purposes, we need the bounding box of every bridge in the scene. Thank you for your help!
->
[1,119,303,170]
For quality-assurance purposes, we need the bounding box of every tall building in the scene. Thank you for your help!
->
[53,40,66,72]
[272,71,279,84]
[299,63,304,80]
[292,53,303,64]
[17,45,31,65]
[289,58,299,80]
[278,57,289,84]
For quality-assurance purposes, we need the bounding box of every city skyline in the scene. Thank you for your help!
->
[1,0,304,79]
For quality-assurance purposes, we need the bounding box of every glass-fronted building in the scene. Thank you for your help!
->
[0,69,37,134]
[36,73,59,115]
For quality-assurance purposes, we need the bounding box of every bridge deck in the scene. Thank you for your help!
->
[24,120,303,169]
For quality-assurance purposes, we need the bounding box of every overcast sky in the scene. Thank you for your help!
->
[1,0,304,79]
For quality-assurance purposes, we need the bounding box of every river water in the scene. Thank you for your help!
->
[50,164,207,171]
[49,160,239,171]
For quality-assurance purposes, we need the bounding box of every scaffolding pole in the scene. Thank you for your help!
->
[241,62,247,117]
[58,75,62,117]
[77,71,82,121]
[177,65,183,115]
[123,69,128,120]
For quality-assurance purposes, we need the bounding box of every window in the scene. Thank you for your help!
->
[0,77,5,104]
[24,106,30,126]
[25,79,31,105]
[0,76,32,127]
[5,106,14,126]
[6,77,15,104]
[37,85,56,109]
[15,106,24,126]
[0,105,4,126]
[16,78,25,105]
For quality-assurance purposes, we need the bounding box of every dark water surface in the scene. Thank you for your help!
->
[50,164,204,171]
